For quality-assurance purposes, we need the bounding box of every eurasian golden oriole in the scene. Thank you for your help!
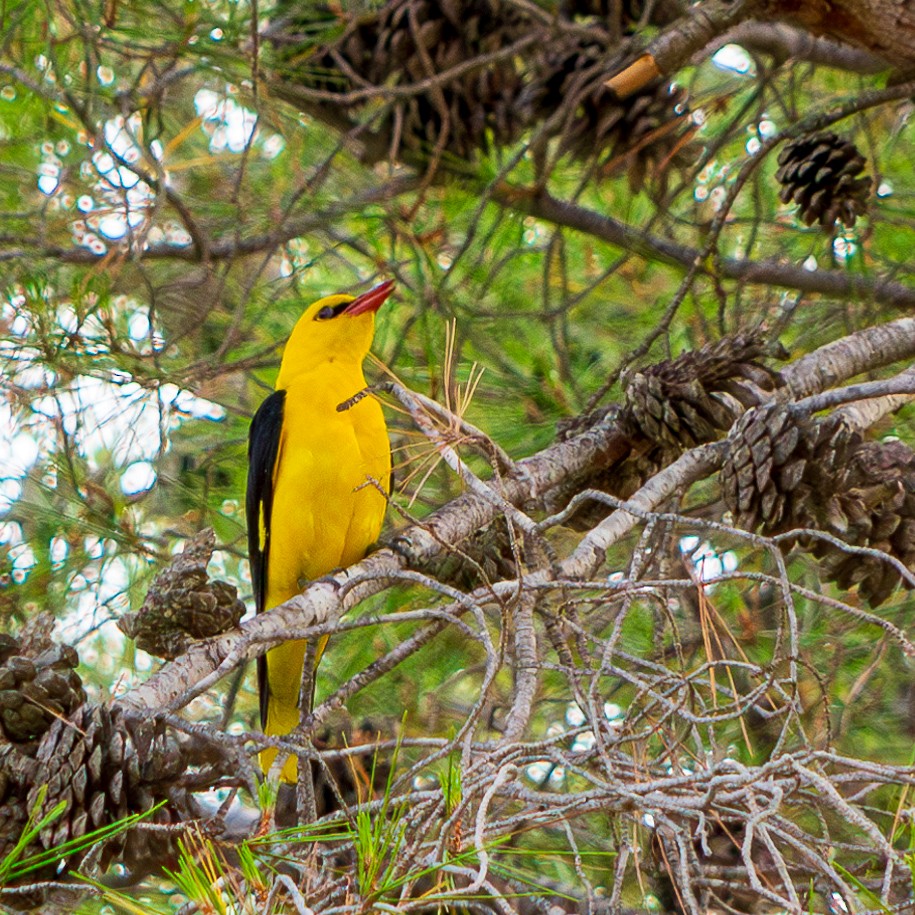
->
[246,280,393,781]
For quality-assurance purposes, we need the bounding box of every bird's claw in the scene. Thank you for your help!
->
[313,574,343,593]
[387,534,419,567]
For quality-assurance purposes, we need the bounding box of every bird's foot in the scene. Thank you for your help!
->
[387,533,419,567]
[313,573,343,592]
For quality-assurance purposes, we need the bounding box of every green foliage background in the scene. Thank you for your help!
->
[2,0,915,909]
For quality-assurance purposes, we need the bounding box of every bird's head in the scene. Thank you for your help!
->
[276,279,394,387]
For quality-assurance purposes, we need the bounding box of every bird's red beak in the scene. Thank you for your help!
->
[344,279,395,317]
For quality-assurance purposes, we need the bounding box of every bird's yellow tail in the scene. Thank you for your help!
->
[260,697,303,783]
[259,635,329,783]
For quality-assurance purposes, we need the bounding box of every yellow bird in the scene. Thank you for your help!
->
[246,280,393,781]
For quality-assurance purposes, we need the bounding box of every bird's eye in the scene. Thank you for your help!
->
[316,305,336,321]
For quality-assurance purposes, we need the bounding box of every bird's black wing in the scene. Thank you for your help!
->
[246,389,286,728]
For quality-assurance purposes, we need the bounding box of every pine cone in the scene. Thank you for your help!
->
[0,632,240,904]
[27,705,183,859]
[522,32,615,153]
[0,703,192,895]
[723,409,915,606]
[776,132,870,228]
[720,404,818,530]
[521,26,692,190]
[118,528,245,659]
[625,334,784,453]
[812,439,915,606]
[0,622,86,744]
[0,742,39,862]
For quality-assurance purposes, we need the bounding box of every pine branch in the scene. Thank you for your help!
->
[115,315,915,719]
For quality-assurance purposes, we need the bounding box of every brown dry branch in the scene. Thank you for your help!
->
[9,183,915,312]
[492,186,915,310]
[754,0,915,71]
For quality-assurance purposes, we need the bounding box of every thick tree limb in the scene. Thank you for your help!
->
[712,21,889,73]
[754,0,915,71]
[782,316,915,397]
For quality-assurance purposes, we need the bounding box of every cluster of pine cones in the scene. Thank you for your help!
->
[552,334,783,530]
[272,3,877,217]
[0,532,255,906]
[270,0,693,186]
[722,407,915,606]
[0,623,192,906]
[622,337,914,607]
[0,536,390,905]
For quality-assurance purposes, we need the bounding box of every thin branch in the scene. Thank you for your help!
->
[492,187,915,309]
[792,367,915,414]
[0,178,419,265]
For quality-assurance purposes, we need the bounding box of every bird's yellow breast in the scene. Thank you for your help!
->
[264,363,390,615]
